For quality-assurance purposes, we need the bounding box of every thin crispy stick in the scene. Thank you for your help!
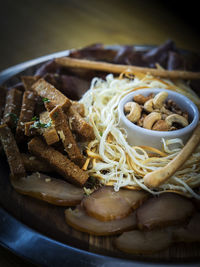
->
[144,123,200,188]
[55,57,200,80]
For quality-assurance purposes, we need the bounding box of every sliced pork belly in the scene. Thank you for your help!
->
[12,172,84,206]
[173,213,200,243]
[82,186,148,221]
[65,205,137,236]
[115,229,172,255]
[137,193,195,230]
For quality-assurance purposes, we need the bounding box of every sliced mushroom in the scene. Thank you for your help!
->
[82,186,148,221]
[12,172,84,206]
[165,114,189,128]
[137,193,195,230]
[65,205,137,236]
[114,229,172,255]
[143,98,154,113]
[124,102,142,123]
[143,112,162,130]
[153,91,168,109]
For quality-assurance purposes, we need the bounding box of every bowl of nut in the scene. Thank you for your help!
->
[118,88,199,149]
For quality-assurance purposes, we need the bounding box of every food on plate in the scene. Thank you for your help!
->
[136,193,195,230]
[143,123,200,188]
[32,78,71,111]
[2,88,23,129]
[114,229,173,255]
[114,212,200,254]
[49,105,85,167]
[0,124,26,178]
[0,40,200,256]
[16,90,37,142]
[39,111,60,145]
[12,172,84,206]
[82,186,148,221]
[125,91,189,130]
[28,137,88,186]
[65,205,137,236]
[21,153,53,173]
[55,56,200,80]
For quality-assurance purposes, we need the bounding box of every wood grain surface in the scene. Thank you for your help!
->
[0,0,200,266]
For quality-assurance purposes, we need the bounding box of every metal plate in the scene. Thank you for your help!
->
[0,47,199,267]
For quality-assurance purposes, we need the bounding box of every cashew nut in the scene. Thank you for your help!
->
[124,102,142,123]
[152,119,169,131]
[144,99,154,113]
[153,91,168,109]
[165,114,189,127]
[133,94,153,105]
[143,112,162,130]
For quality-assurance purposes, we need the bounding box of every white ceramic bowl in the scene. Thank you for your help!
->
[118,88,199,149]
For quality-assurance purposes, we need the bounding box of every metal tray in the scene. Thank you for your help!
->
[0,47,199,267]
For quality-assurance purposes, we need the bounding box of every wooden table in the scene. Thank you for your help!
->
[0,0,199,266]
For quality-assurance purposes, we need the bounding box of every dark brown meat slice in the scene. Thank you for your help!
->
[114,229,172,255]
[173,213,200,243]
[12,172,84,206]
[137,193,195,230]
[82,186,148,221]
[65,205,137,236]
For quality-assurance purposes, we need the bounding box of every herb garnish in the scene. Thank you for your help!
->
[30,119,52,129]
[42,97,50,103]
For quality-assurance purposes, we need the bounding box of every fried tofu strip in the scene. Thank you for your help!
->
[28,137,88,186]
[68,105,95,141]
[32,78,71,111]
[49,106,85,167]
[21,153,53,173]
[16,90,36,141]
[2,88,23,129]
[71,101,85,117]
[0,124,26,178]
[21,76,40,91]
[39,111,59,145]
[0,86,6,119]
[24,121,37,136]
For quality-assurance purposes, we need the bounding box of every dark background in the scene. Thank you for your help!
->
[0,0,199,72]
[0,0,199,266]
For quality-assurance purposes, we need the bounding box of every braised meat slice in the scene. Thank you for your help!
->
[137,193,195,230]
[65,205,137,236]
[82,186,148,221]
